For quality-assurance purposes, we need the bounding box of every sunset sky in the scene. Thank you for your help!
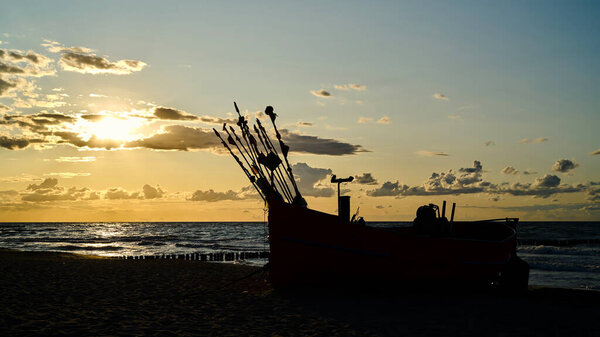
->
[1,1,599,221]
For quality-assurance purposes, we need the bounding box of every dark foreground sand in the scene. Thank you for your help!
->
[1,249,598,336]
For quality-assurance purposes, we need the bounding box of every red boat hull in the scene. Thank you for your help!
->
[268,201,518,287]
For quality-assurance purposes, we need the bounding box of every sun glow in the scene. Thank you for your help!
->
[74,115,145,142]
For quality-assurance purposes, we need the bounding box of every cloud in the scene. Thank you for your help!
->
[367,161,593,200]
[501,166,519,175]
[59,52,146,75]
[0,49,55,77]
[433,93,449,101]
[153,107,198,120]
[358,117,373,124]
[44,172,91,179]
[447,115,461,120]
[53,132,122,150]
[104,187,142,200]
[459,160,482,173]
[367,161,488,197]
[198,116,238,125]
[334,83,366,91]
[416,150,449,157]
[533,174,560,188]
[125,125,220,151]
[0,77,17,96]
[377,116,391,124]
[27,178,58,190]
[523,169,537,175]
[55,156,96,162]
[354,173,378,185]
[21,178,91,202]
[42,40,94,54]
[291,162,334,197]
[187,189,242,202]
[310,89,331,98]
[520,137,548,144]
[591,149,600,156]
[142,184,164,199]
[484,140,495,146]
[296,121,313,127]
[279,129,367,156]
[552,159,579,173]
[0,135,43,150]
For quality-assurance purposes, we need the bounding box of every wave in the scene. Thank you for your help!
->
[528,261,600,273]
[518,239,600,247]
[53,245,124,251]
[518,245,600,256]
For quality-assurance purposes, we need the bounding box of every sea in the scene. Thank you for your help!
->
[1,221,599,290]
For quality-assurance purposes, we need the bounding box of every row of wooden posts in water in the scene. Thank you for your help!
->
[117,251,270,261]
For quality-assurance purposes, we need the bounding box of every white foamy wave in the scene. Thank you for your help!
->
[518,245,600,256]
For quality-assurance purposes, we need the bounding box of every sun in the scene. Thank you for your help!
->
[82,116,143,141]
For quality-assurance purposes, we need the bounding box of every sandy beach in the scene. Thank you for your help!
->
[1,249,598,336]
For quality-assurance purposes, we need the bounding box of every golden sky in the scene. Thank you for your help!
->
[1,2,599,221]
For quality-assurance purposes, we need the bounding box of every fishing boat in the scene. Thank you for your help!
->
[214,103,529,291]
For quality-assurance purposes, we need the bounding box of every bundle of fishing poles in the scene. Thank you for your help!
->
[213,103,306,207]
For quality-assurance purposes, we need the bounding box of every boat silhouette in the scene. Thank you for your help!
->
[214,103,529,291]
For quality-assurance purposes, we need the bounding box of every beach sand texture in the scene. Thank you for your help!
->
[1,249,598,336]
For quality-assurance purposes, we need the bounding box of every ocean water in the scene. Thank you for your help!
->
[1,221,598,290]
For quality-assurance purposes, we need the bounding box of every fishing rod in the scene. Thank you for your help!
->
[233,102,290,203]
[213,128,265,201]
[228,124,292,203]
[222,124,256,180]
[254,123,294,201]
[257,114,302,200]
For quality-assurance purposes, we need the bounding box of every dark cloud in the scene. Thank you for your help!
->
[21,178,89,202]
[552,159,579,173]
[501,166,519,175]
[59,52,146,75]
[354,173,378,185]
[484,140,495,146]
[0,62,25,74]
[523,169,537,175]
[153,107,197,121]
[534,174,561,188]
[126,125,220,151]
[291,162,334,197]
[188,189,242,202]
[591,149,600,156]
[459,160,482,173]
[280,129,366,156]
[27,178,58,191]
[0,135,43,150]
[54,131,122,150]
[0,77,17,96]
[142,184,164,199]
[80,114,105,122]
[310,89,331,98]
[367,181,405,197]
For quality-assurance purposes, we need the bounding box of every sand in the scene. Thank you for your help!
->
[1,249,598,336]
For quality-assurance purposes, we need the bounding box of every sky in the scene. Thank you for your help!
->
[1,0,599,221]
